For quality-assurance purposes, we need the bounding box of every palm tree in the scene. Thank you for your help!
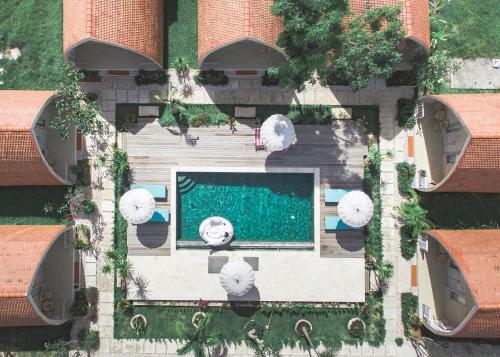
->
[398,201,431,239]
[176,314,221,357]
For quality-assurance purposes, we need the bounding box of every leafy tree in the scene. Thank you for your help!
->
[176,314,221,357]
[271,1,404,91]
[52,62,102,138]
[270,0,347,91]
[416,48,459,95]
[332,6,404,90]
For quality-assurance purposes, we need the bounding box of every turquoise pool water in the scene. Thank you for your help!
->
[177,172,314,242]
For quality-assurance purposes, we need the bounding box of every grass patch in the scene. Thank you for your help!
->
[0,186,71,225]
[0,323,70,352]
[0,0,65,89]
[165,0,198,68]
[434,0,500,58]
[114,292,385,349]
[419,192,500,229]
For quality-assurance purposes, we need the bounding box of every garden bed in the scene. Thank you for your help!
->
[0,0,64,89]
[0,186,71,225]
[114,292,385,349]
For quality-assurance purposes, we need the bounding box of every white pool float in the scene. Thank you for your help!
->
[199,216,234,247]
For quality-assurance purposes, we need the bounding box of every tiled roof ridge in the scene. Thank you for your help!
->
[0,292,26,298]
[86,0,93,37]
[0,128,31,132]
[244,0,250,36]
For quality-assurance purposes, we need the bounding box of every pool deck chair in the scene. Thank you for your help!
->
[325,216,357,230]
[325,189,351,203]
[132,184,167,199]
[254,128,265,150]
[149,208,169,223]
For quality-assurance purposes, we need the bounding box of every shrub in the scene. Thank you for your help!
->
[400,225,417,260]
[78,330,99,351]
[159,104,229,127]
[396,162,416,198]
[401,293,420,338]
[386,70,417,87]
[286,105,332,124]
[194,70,229,86]
[45,339,71,357]
[134,70,168,86]
[117,112,138,132]
[262,67,280,86]
[173,56,190,75]
[416,49,459,95]
[80,199,97,214]
[84,286,99,305]
[364,147,383,267]
[70,291,88,318]
[396,98,417,128]
[86,304,98,321]
[394,337,404,346]
[74,224,91,250]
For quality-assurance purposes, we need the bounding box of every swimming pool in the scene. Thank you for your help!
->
[176,171,314,243]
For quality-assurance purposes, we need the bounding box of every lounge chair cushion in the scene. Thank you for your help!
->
[324,216,356,230]
[325,189,351,203]
[132,184,167,199]
[149,208,169,223]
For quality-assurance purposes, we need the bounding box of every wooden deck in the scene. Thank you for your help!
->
[125,118,367,258]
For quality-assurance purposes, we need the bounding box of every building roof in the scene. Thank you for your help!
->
[0,91,65,186]
[63,0,163,67]
[427,94,500,192]
[0,225,67,326]
[429,229,500,338]
[349,0,430,51]
[198,0,284,63]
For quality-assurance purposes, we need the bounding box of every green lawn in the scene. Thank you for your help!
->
[419,192,500,229]
[115,293,385,349]
[434,0,500,58]
[0,0,65,89]
[165,0,198,68]
[0,186,70,225]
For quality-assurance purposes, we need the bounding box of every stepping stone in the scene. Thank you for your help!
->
[235,106,256,118]
[139,105,160,117]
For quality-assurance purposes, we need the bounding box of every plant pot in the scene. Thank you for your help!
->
[192,311,206,327]
[130,314,147,330]
[348,318,365,337]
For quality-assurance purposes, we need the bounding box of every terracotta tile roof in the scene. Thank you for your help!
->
[0,91,65,186]
[0,225,67,326]
[63,0,163,67]
[349,0,430,51]
[426,94,500,192]
[198,0,283,63]
[428,229,500,338]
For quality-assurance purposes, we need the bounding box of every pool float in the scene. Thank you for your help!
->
[199,216,234,247]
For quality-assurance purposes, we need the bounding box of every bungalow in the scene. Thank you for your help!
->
[413,93,500,192]
[62,0,430,73]
[0,91,77,186]
[63,0,163,70]
[0,225,75,326]
[417,229,500,338]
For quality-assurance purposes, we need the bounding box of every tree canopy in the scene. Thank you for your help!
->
[271,0,404,91]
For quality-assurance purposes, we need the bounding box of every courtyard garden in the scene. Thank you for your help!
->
[0,0,65,89]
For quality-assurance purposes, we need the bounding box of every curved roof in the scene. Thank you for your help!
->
[425,94,500,192]
[428,229,500,338]
[198,0,284,63]
[0,91,66,186]
[63,0,163,67]
[0,225,68,326]
[349,0,430,52]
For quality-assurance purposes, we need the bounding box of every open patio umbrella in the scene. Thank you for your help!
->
[220,260,255,297]
[119,188,155,224]
[260,114,295,152]
[338,190,374,228]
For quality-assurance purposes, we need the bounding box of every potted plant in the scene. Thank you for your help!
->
[74,224,92,251]
[192,311,206,327]
[130,314,147,336]
[348,317,366,337]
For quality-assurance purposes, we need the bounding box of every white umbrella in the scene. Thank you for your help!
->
[260,114,295,152]
[119,188,155,224]
[338,190,374,228]
[220,260,255,297]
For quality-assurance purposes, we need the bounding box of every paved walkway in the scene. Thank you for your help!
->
[82,74,500,356]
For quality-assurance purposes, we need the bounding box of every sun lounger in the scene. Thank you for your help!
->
[254,128,265,150]
[325,189,351,203]
[149,208,169,223]
[324,216,356,230]
[132,184,166,199]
